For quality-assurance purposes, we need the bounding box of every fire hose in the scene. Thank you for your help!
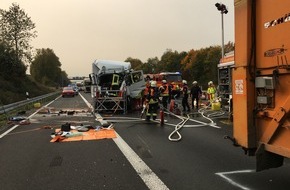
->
[165,102,222,142]
[100,101,224,142]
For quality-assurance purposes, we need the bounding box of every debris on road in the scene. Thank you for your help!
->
[50,123,116,142]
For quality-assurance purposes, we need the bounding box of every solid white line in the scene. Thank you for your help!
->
[83,94,169,189]
[113,132,169,190]
[79,93,94,110]
[215,170,254,190]
[0,124,20,139]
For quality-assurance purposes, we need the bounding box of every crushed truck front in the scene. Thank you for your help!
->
[90,60,145,113]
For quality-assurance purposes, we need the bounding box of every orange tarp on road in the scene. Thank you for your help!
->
[50,128,117,142]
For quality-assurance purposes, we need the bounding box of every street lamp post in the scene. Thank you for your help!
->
[215,3,228,58]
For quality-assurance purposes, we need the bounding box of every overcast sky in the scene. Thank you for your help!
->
[1,0,235,77]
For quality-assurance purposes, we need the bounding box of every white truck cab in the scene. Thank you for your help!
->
[89,60,145,113]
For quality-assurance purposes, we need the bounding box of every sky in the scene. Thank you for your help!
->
[0,0,235,77]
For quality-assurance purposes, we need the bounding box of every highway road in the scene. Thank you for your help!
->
[1,92,290,190]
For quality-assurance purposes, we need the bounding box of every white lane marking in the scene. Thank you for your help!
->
[113,132,169,190]
[0,97,59,139]
[215,170,254,190]
[83,94,169,190]
[0,124,20,139]
[79,93,94,110]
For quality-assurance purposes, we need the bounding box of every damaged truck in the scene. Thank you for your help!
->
[89,60,145,114]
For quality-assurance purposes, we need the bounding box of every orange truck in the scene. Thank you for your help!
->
[231,0,290,171]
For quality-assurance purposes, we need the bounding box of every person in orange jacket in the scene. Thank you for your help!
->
[145,80,159,121]
[159,80,170,109]
[142,75,151,105]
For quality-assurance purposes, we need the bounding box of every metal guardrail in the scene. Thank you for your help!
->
[0,92,60,114]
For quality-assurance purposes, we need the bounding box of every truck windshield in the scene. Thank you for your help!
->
[164,75,182,82]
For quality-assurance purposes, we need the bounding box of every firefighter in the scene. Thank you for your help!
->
[190,81,202,110]
[142,75,151,104]
[207,81,216,103]
[145,80,160,121]
[159,80,170,109]
[181,80,190,112]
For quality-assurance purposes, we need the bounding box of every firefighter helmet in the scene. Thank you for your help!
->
[162,80,167,84]
[192,81,197,84]
[208,81,213,85]
[151,80,157,87]
[182,80,187,84]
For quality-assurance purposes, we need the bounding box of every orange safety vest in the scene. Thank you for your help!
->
[147,87,159,104]
[159,85,169,96]
[144,82,150,96]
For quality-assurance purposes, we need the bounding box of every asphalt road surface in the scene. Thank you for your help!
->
[1,92,290,190]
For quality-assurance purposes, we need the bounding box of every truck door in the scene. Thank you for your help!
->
[127,70,146,98]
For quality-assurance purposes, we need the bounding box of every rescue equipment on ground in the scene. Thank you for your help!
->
[211,101,221,111]
[50,123,116,142]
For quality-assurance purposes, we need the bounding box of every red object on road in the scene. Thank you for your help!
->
[160,109,164,125]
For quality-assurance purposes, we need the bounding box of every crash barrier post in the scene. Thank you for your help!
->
[94,89,127,114]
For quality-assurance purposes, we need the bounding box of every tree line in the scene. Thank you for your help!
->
[126,42,234,90]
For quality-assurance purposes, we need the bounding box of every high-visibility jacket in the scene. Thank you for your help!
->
[159,85,169,97]
[146,87,159,104]
[207,86,216,94]
[207,86,216,100]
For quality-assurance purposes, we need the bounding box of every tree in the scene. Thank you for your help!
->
[125,57,143,70]
[180,49,197,82]
[0,3,37,65]
[179,46,222,89]
[143,57,159,74]
[224,41,235,54]
[59,71,70,87]
[0,40,26,78]
[30,48,67,86]
[158,49,187,73]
